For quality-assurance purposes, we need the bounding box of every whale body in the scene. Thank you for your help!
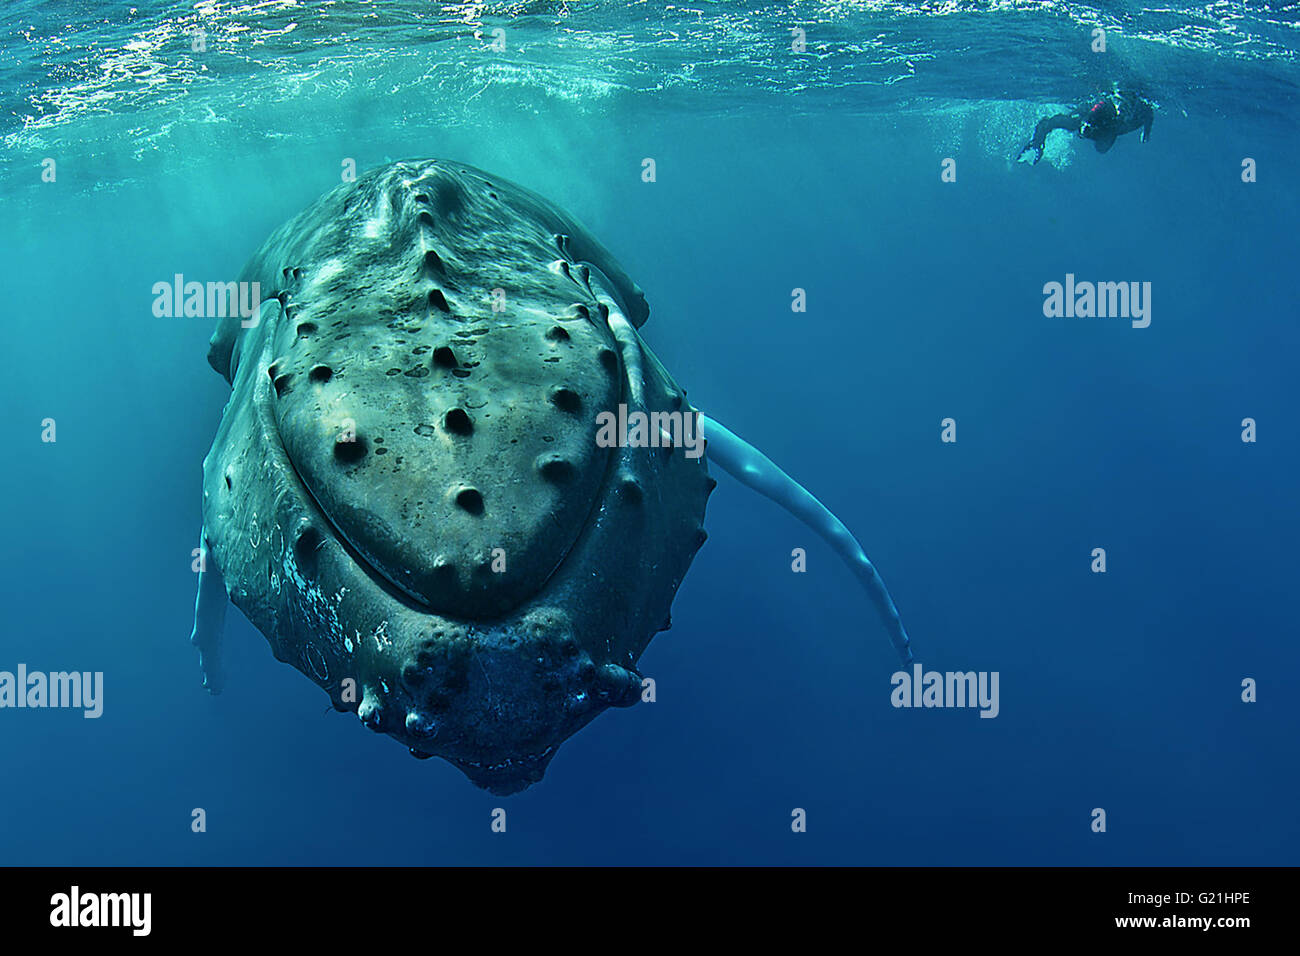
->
[195,160,711,793]
[192,159,913,794]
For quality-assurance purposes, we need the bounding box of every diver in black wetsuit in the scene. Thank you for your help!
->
[1017,90,1154,164]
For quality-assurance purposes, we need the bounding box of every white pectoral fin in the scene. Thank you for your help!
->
[699,414,914,664]
[190,530,229,694]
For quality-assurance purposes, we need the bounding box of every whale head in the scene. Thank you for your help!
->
[199,160,711,793]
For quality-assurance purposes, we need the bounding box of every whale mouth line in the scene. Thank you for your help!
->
[302,459,598,622]
[284,439,437,611]
[251,347,442,615]
[259,303,629,621]
[257,353,603,622]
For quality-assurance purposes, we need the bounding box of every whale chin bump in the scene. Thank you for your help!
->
[405,710,438,739]
[197,159,710,792]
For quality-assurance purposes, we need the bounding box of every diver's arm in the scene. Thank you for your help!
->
[1114,92,1154,142]
[698,414,913,665]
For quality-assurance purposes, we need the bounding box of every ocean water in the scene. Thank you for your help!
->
[1,0,1296,866]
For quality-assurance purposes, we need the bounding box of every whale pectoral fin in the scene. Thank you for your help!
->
[190,531,229,695]
[698,414,914,665]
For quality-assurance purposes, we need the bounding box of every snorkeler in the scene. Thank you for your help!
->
[1017,90,1154,164]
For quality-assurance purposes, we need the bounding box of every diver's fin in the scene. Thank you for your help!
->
[190,530,228,694]
[698,414,914,664]
[1016,143,1042,165]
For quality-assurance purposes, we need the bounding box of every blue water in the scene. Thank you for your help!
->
[1,1,1297,865]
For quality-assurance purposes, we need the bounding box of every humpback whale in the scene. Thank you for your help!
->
[191,160,912,794]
